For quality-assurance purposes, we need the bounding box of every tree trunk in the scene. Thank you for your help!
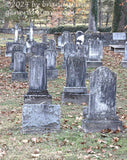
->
[98,0,102,28]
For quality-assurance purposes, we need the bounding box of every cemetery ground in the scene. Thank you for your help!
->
[0,35,127,160]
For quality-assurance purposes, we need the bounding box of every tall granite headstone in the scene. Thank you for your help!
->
[62,52,89,104]
[24,55,52,104]
[12,52,27,81]
[121,41,127,68]
[82,66,123,132]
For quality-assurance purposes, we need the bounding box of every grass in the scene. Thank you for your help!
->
[0,34,127,159]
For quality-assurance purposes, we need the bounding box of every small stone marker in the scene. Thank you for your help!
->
[82,66,123,133]
[121,41,127,68]
[44,49,58,80]
[62,52,89,104]
[24,55,52,104]
[12,52,27,81]
[87,38,102,68]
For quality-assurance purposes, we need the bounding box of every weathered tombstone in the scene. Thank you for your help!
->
[29,22,33,42]
[61,43,76,69]
[62,52,89,104]
[24,55,52,104]
[58,35,62,47]
[44,49,58,80]
[5,42,19,57]
[12,52,27,81]
[42,33,47,44]
[75,31,84,46]
[31,42,47,56]
[82,66,123,132]
[9,43,24,70]
[61,31,72,53]
[87,38,102,68]
[48,39,56,51]
[22,55,60,134]
[121,41,127,68]
[14,24,19,42]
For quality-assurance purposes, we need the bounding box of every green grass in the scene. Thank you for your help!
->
[0,35,127,159]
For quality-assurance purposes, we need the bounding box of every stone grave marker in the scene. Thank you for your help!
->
[75,31,84,46]
[48,39,56,51]
[62,52,89,104]
[30,22,33,42]
[24,55,52,104]
[12,52,27,81]
[82,66,123,132]
[121,41,127,68]
[44,49,58,80]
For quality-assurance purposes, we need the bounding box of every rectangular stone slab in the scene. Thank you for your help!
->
[22,104,60,134]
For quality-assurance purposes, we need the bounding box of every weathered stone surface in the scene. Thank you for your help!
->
[44,49,58,80]
[121,42,127,68]
[87,61,102,68]
[22,103,60,134]
[14,24,19,42]
[24,55,52,104]
[82,66,123,133]
[31,42,47,56]
[42,34,47,43]
[5,42,19,57]
[62,53,89,104]
[29,22,33,42]
[75,31,84,46]
[12,52,27,81]
[48,39,56,51]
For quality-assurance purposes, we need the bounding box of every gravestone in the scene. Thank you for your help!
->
[30,22,33,42]
[61,31,72,53]
[48,39,56,51]
[121,41,127,68]
[87,38,102,68]
[75,31,84,46]
[5,42,19,57]
[58,35,62,47]
[14,24,19,42]
[42,34,47,44]
[24,55,52,104]
[9,43,24,70]
[12,52,27,81]
[62,43,76,69]
[44,49,58,80]
[82,66,123,132]
[31,42,47,56]
[62,52,89,104]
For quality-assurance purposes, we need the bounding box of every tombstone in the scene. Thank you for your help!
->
[14,24,19,42]
[82,66,123,133]
[75,31,84,46]
[5,42,18,57]
[58,35,62,47]
[9,43,24,70]
[61,31,72,53]
[31,42,47,56]
[44,49,58,80]
[42,34,47,44]
[11,52,27,81]
[24,55,52,104]
[121,41,127,68]
[29,22,33,42]
[48,39,56,51]
[62,52,89,104]
[61,43,76,69]
[22,55,60,134]
[87,38,103,68]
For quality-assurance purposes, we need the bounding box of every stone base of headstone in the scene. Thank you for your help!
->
[61,87,89,104]
[12,72,27,82]
[82,119,123,133]
[24,91,52,104]
[87,61,102,68]
[22,103,60,134]
[121,60,127,68]
[47,69,58,80]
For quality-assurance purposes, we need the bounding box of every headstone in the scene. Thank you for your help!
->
[61,43,76,69]
[14,24,19,42]
[82,66,123,132]
[75,31,84,46]
[62,52,89,104]
[42,34,47,44]
[121,41,127,68]
[9,43,24,70]
[113,32,126,41]
[58,35,62,47]
[24,55,52,104]
[87,38,102,68]
[44,49,58,80]
[12,52,27,81]
[5,42,19,57]
[61,31,72,53]
[30,22,33,42]
[48,39,56,51]
[31,42,47,56]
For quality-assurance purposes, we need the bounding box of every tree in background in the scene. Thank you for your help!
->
[87,0,98,32]
[112,0,127,32]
